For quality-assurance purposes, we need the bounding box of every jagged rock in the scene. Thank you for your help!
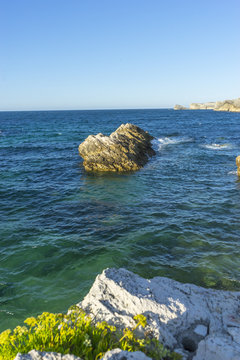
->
[14,349,150,360]
[189,102,216,110]
[100,348,151,359]
[77,268,240,360]
[14,350,82,360]
[193,335,240,360]
[174,104,188,110]
[236,156,240,176]
[78,123,155,172]
[215,98,240,112]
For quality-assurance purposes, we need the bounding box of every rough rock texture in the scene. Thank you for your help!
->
[215,98,240,112]
[78,123,155,172]
[14,349,150,360]
[194,335,240,360]
[14,350,82,360]
[174,104,188,110]
[101,348,151,359]
[189,102,216,110]
[78,268,240,360]
[236,156,240,177]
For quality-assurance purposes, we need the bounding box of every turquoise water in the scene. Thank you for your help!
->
[0,109,240,332]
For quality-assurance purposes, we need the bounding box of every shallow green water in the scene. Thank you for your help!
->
[0,109,240,331]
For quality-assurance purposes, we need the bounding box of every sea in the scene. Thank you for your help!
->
[0,109,240,332]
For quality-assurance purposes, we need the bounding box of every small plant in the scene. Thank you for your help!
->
[0,307,181,360]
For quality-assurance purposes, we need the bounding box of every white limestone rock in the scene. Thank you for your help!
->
[14,349,150,360]
[100,348,151,359]
[193,335,240,360]
[227,327,240,345]
[77,268,240,360]
[14,350,82,360]
[194,324,208,337]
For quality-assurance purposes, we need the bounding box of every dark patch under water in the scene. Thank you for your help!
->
[0,109,240,331]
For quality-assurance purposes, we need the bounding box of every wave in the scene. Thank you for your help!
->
[202,143,231,150]
[155,136,194,150]
[228,170,238,175]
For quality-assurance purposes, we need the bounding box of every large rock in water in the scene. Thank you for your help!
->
[78,123,155,172]
[236,156,240,176]
[78,268,240,360]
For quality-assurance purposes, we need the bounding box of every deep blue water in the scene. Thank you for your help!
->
[0,109,240,332]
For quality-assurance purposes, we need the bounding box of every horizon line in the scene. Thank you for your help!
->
[0,106,174,112]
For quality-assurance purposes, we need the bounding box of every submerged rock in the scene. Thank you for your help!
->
[78,123,155,172]
[236,156,240,176]
[78,268,240,360]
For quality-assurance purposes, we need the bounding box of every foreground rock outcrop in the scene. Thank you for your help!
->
[15,349,151,360]
[78,268,240,360]
[15,350,81,360]
[236,156,240,176]
[78,123,155,172]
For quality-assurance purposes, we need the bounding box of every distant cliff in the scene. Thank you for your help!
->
[174,104,187,110]
[189,102,216,110]
[174,97,240,112]
[215,98,240,112]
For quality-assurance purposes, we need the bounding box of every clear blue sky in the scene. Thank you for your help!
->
[0,0,239,110]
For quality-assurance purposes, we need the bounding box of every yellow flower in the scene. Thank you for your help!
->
[133,314,147,328]
[24,317,37,327]
[0,329,11,343]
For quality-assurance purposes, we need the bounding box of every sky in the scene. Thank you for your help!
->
[0,0,239,111]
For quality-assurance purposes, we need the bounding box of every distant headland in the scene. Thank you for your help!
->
[174,97,240,112]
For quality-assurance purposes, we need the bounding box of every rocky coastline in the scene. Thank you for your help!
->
[173,105,188,110]
[15,268,240,360]
[174,97,240,112]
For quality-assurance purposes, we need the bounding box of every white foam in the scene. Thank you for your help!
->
[155,136,193,150]
[202,143,231,150]
[228,170,238,175]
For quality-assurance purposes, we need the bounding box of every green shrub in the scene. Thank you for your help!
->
[0,307,181,360]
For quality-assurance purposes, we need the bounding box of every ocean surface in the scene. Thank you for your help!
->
[0,109,240,332]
